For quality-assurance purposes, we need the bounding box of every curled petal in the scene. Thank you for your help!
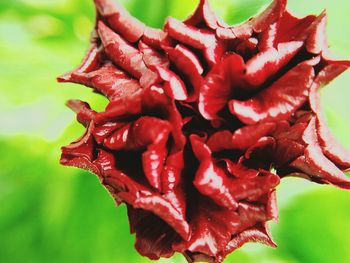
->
[142,143,168,191]
[250,0,287,33]
[305,11,328,54]
[224,158,259,179]
[185,0,220,29]
[237,203,270,231]
[216,23,252,40]
[230,63,315,125]
[98,21,148,79]
[215,0,287,41]
[199,54,245,120]
[60,122,98,173]
[174,199,241,259]
[259,12,316,49]
[152,66,188,101]
[275,122,308,141]
[191,135,238,210]
[63,63,141,101]
[96,90,143,123]
[58,44,102,83]
[100,155,190,240]
[66,100,96,126]
[267,190,278,222]
[290,148,350,189]
[167,44,203,76]
[165,17,215,49]
[310,62,350,168]
[290,119,350,189]
[128,207,179,260]
[232,123,276,150]
[142,27,167,48]
[244,137,276,170]
[93,122,126,144]
[229,173,280,201]
[245,41,303,87]
[94,0,145,43]
[161,150,184,193]
[165,17,223,65]
[167,44,203,100]
[317,116,350,168]
[104,117,171,150]
[207,130,234,152]
[274,138,305,166]
[139,41,169,68]
[222,224,277,259]
[103,117,172,190]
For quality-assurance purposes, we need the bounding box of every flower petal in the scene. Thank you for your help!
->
[207,130,234,152]
[98,21,148,79]
[245,41,303,87]
[250,0,287,33]
[310,62,350,168]
[232,123,276,150]
[199,54,245,120]
[184,0,220,30]
[57,43,102,83]
[174,199,241,258]
[165,17,223,65]
[221,223,276,260]
[94,0,145,43]
[60,122,98,173]
[230,62,314,125]
[290,119,350,189]
[127,207,179,260]
[152,66,188,101]
[191,135,238,210]
[305,11,328,54]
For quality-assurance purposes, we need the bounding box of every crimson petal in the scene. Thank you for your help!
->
[251,0,287,33]
[310,62,350,168]
[290,119,350,189]
[98,21,149,79]
[232,123,276,150]
[230,62,315,125]
[174,199,241,259]
[58,44,102,83]
[184,0,220,30]
[94,0,145,43]
[199,54,245,120]
[245,41,303,87]
[190,135,238,210]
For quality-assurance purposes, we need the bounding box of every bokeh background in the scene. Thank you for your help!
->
[1,0,350,262]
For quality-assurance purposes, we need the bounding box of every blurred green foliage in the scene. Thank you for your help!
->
[0,0,350,262]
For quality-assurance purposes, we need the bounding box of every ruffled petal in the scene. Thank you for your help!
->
[290,119,350,189]
[184,0,220,30]
[245,41,303,87]
[190,135,238,210]
[174,199,241,259]
[199,54,245,120]
[309,61,350,168]
[231,123,276,150]
[98,21,149,79]
[57,43,102,83]
[250,0,287,33]
[94,0,145,43]
[230,62,315,124]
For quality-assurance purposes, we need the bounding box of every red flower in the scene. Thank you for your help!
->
[58,0,350,262]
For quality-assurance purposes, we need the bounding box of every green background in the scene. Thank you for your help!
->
[0,0,350,262]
